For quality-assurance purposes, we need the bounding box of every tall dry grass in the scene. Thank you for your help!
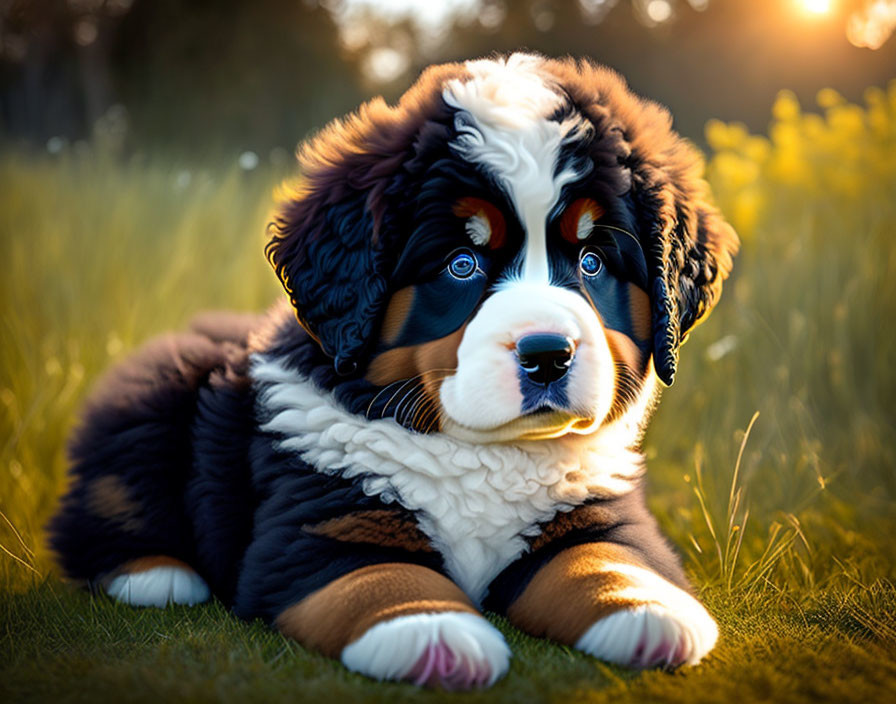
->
[648,81,896,594]
[0,152,280,586]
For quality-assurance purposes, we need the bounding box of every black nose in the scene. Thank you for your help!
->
[516,333,575,386]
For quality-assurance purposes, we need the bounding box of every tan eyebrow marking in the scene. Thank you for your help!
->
[452,197,507,249]
[560,198,605,244]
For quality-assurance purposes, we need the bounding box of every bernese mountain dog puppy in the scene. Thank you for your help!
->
[50,54,738,689]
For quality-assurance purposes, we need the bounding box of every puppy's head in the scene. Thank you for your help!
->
[267,54,738,443]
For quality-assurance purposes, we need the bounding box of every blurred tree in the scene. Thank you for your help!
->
[112,0,365,155]
[0,0,365,157]
[2,0,895,153]
[0,0,123,145]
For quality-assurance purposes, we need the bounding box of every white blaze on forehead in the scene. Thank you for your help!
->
[445,54,558,131]
[443,53,589,283]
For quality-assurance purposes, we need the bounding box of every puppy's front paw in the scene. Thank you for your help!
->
[105,562,210,607]
[341,611,510,689]
[576,600,718,669]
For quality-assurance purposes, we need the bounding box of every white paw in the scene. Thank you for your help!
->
[576,601,718,669]
[105,566,211,607]
[341,612,510,689]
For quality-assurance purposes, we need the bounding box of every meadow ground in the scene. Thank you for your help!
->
[2,86,895,703]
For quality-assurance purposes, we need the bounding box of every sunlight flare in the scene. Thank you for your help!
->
[800,0,833,15]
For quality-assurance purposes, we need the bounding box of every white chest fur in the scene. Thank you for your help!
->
[251,354,643,604]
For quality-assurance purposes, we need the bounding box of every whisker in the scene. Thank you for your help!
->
[409,394,439,432]
[423,406,444,434]
[365,368,456,422]
[381,378,420,419]
[607,361,642,420]
[395,383,426,425]
[397,370,454,427]
[384,373,445,420]
[593,223,640,245]
[366,378,412,419]
[375,375,430,420]
[403,394,427,430]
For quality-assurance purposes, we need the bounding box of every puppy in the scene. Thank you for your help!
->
[50,53,738,689]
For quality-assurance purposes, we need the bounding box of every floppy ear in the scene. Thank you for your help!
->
[265,101,412,376]
[645,179,739,386]
[535,57,738,387]
[266,63,469,376]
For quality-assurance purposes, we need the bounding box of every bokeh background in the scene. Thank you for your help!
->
[3,0,896,155]
[1,2,895,703]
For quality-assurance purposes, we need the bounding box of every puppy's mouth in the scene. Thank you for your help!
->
[441,409,597,443]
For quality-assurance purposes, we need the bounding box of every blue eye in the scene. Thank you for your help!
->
[448,252,477,279]
[580,251,602,277]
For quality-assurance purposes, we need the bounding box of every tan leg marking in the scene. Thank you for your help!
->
[99,555,195,590]
[303,510,435,553]
[275,563,477,658]
[529,504,615,552]
[119,556,193,573]
[86,475,144,532]
[507,543,657,645]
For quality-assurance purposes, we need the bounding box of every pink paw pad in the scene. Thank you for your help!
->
[576,602,718,669]
[407,641,493,689]
[340,611,510,689]
[633,630,690,668]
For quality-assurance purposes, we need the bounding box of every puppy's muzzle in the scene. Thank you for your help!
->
[515,333,576,387]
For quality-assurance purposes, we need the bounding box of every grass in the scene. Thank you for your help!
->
[2,85,896,702]
[2,582,894,704]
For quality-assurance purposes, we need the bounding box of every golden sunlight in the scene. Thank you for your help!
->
[800,0,833,14]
